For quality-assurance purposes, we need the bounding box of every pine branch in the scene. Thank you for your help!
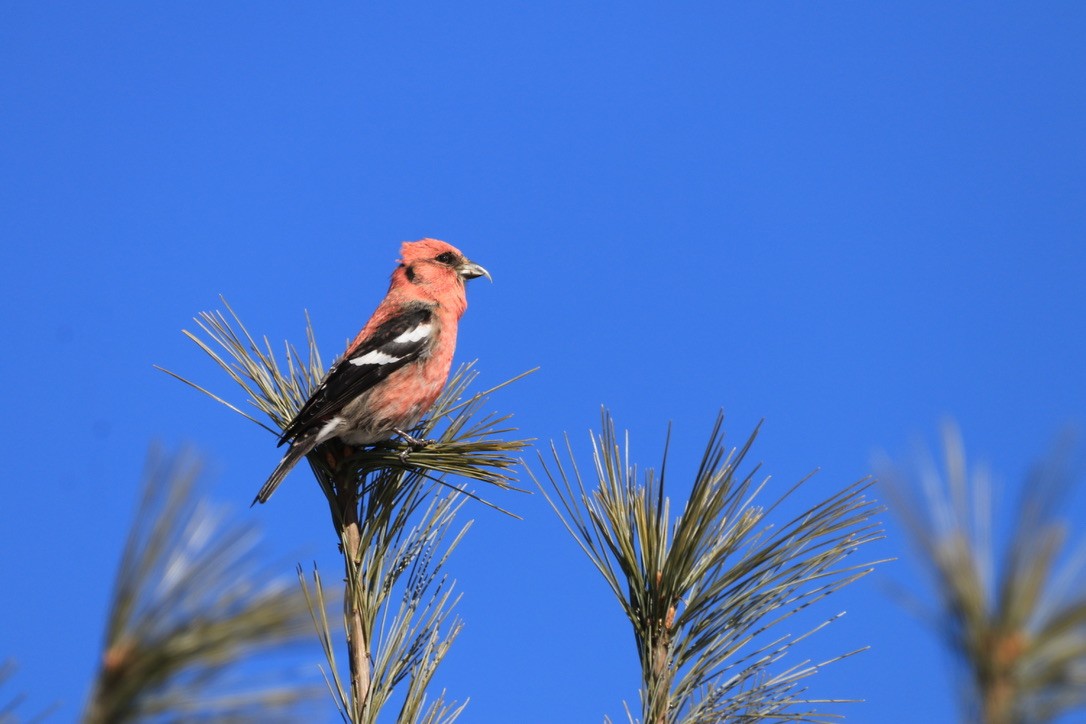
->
[82,447,325,723]
[534,410,884,723]
[163,300,532,721]
[879,421,1086,724]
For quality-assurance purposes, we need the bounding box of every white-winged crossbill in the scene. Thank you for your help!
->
[254,238,490,504]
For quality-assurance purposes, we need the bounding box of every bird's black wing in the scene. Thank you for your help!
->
[278,305,434,445]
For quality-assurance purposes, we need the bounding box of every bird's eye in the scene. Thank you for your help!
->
[434,251,458,265]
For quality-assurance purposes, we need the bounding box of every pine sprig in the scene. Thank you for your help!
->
[880,421,1086,724]
[162,300,532,722]
[534,410,884,724]
[82,447,325,724]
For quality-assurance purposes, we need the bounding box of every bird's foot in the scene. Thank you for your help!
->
[393,428,434,463]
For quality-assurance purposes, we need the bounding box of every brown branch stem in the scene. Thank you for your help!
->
[337,467,371,722]
[646,619,675,724]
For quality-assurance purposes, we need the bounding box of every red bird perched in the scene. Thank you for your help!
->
[253,238,490,505]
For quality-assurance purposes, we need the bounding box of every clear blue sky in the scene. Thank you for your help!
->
[2,4,1084,722]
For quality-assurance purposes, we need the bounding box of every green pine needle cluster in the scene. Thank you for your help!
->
[82,448,324,723]
[534,411,884,724]
[880,421,1086,724]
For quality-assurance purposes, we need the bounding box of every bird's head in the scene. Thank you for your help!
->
[392,238,490,316]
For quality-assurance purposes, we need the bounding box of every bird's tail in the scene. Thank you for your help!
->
[252,435,319,506]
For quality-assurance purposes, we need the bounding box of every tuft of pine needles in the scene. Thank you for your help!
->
[161,300,532,722]
[82,447,325,723]
[532,411,884,724]
[879,421,1086,724]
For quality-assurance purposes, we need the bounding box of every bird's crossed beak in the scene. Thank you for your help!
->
[457,260,492,282]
